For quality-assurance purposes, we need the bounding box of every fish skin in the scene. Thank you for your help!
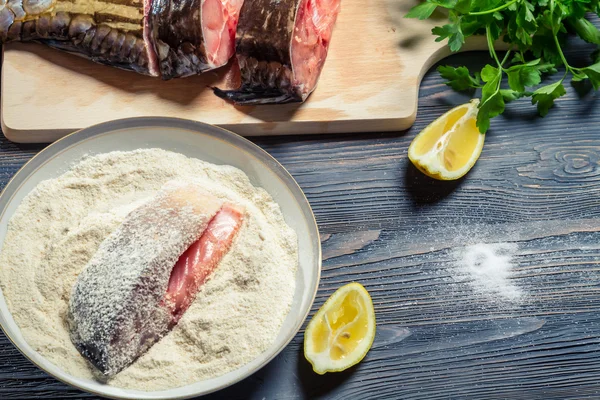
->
[0,3,154,75]
[213,0,304,105]
[68,183,224,376]
[148,0,212,79]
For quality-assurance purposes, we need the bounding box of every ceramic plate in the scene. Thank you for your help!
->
[0,118,321,399]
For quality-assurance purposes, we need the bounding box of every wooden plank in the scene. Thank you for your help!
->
[1,44,600,399]
[0,0,491,143]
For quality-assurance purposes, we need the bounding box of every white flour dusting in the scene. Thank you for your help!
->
[452,243,523,303]
[0,149,298,391]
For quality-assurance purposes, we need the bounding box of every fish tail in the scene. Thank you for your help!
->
[213,85,300,105]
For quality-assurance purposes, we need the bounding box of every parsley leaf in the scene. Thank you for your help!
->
[480,64,500,81]
[432,13,466,52]
[477,65,505,133]
[571,69,588,82]
[438,65,482,90]
[507,67,540,91]
[570,17,600,44]
[532,80,567,116]
[405,2,439,20]
[505,59,552,91]
[507,1,538,46]
[455,0,473,13]
[532,29,564,66]
[501,89,531,101]
[580,62,600,89]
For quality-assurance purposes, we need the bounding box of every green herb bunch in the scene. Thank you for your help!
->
[406,0,600,133]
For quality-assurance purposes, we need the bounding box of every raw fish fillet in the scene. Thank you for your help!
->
[0,0,243,78]
[68,182,245,376]
[213,0,341,104]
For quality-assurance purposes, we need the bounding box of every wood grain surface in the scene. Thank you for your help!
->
[0,0,492,143]
[1,42,600,399]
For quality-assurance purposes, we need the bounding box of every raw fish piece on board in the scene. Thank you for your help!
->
[0,0,243,78]
[214,0,341,104]
[0,1,152,75]
[68,182,245,376]
[149,0,244,78]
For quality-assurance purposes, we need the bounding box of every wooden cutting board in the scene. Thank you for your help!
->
[1,0,489,143]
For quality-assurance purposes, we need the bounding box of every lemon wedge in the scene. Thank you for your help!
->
[304,282,376,374]
[408,99,485,180]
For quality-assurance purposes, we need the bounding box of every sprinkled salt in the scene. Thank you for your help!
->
[453,242,523,303]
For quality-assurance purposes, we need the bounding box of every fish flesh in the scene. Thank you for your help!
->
[165,202,245,322]
[0,0,243,78]
[213,0,341,105]
[68,182,245,376]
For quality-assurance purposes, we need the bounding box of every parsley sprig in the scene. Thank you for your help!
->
[406,0,600,133]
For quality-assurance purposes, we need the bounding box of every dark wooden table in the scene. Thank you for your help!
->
[1,44,600,399]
